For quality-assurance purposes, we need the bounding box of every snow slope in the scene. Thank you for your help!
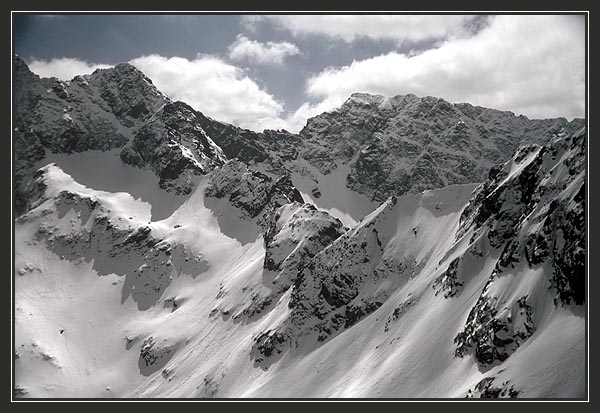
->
[15,164,267,397]
[14,128,585,398]
[39,150,188,221]
[291,158,377,227]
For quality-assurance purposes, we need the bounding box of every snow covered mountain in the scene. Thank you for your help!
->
[13,57,586,399]
[13,56,224,214]
[197,91,583,202]
[299,93,584,202]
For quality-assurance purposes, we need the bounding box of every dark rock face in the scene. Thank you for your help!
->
[139,337,178,375]
[206,166,346,327]
[300,93,583,202]
[526,195,585,306]
[465,376,520,398]
[14,58,166,154]
[89,63,165,124]
[252,330,289,364]
[454,293,536,365]
[15,52,584,225]
[384,295,416,332]
[139,337,160,366]
[452,127,585,366]
[13,56,236,216]
[14,163,49,216]
[311,186,322,198]
[458,128,585,305]
[433,256,463,298]
[192,113,303,178]
[120,101,226,194]
[205,160,303,223]
[200,121,302,166]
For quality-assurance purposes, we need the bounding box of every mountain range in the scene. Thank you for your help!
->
[13,56,586,398]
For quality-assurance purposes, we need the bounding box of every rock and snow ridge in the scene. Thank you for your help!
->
[298,93,584,202]
[120,101,227,194]
[14,56,221,214]
[13,57,586,398]
[14,54,583,218]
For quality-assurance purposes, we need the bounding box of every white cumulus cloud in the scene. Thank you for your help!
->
[299,15,585,121]
[242,15,475,43]
[128,55,285,131]
[227,34,300,65]
[28,58,111,80]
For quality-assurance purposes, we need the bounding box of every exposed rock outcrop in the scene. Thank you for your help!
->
[120,101,226,194]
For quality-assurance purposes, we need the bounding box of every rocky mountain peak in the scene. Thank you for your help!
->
[297,91,582,202]
[13,54,38,81]
[12,57,166,214]
[90,62,163,100]
[343,92,385,107]
[95,62,142,76]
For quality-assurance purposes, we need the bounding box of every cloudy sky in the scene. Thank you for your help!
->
[14,14,585,133]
